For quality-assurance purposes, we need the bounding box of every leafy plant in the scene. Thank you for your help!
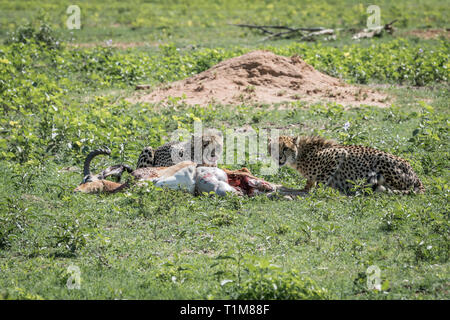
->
[234,258,329,299]
[4,17,61,49]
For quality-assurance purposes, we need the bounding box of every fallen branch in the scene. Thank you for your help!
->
[299,28,335,41]
[352,19,398,40]
[230,24,325,33]
[231,22,398,42]
[230,23,332,41]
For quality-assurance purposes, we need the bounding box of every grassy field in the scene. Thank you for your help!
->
[0,0,449,46]
[0,1,449,299]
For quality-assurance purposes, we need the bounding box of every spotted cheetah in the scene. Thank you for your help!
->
[269,135,425,195]
[136,130,223,168]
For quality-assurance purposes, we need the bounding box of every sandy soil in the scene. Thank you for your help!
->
[129,50,390,108]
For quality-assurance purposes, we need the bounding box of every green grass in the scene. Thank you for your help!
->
[0,1,449,300]
[0,0,448,46]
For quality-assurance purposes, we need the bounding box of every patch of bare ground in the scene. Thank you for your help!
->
[68,41,160,49]
[368,83,434,104]
[128,50,390,108]
[401,29,450,39]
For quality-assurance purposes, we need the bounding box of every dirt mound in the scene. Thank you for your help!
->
[130,50,389,107]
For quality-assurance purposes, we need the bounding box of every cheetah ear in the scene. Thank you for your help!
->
[293,136,299,144]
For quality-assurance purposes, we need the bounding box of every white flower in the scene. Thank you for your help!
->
[343,121,351,131]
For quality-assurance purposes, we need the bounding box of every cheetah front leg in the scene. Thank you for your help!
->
[367,172,387,193]
[301,179,316,192]
[321,148,348,193]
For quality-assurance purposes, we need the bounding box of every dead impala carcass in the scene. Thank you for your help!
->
[195,166,238,196]
[74,148,305,198]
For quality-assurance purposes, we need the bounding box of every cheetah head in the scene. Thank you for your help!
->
[192,129,223,166]
[269,135,298,167]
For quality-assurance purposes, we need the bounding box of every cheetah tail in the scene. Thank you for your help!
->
[82,147,111,183]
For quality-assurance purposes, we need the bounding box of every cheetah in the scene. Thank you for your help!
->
[136,130,223,169]
[269,135,425,195]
